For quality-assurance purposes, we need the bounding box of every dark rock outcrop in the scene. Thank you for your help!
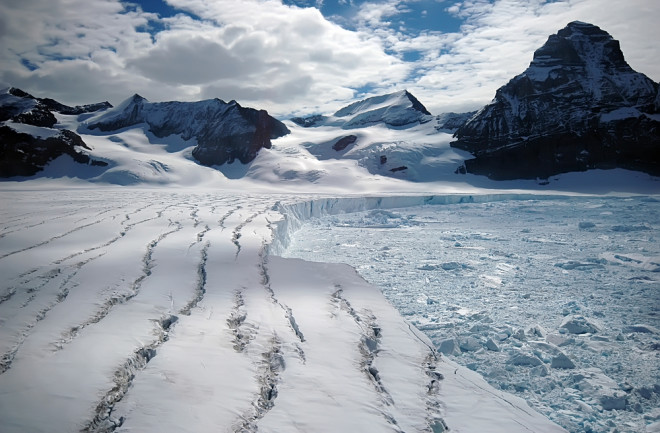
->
[0,87,111,177]
[0,87,111,126]
[452,21,660,180]
[332,135,357,151]
[435,111,477,131]
[0,126,107,177]
[86,95,290,166]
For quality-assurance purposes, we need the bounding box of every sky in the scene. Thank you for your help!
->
[0,0,658,117]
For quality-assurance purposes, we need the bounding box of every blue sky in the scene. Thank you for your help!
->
[1,0,658,116]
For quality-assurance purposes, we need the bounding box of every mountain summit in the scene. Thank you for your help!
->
[292,90,432,129]
[85,95,290,166]
[452,21,660,179]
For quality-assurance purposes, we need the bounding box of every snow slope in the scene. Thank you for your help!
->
[0,189,569,433]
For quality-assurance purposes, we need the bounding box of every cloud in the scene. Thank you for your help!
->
[0,0,658,117]
[349,0,660,113]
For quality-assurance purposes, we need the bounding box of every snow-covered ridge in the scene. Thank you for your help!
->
[83,94,290,166]
[291,90,433,129]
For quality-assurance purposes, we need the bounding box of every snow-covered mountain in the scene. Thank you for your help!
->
[278,90,472,182]
[0,87,110,176]
[452,21,660,180]
[84,94,290,166]
[291,90,433,129]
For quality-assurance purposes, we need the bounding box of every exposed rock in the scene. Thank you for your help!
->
[435,111,476,131]
[85,94,290,166]
[0,87,110,177]
[452,21,660,180]
[0,126,107,177]
[0,87,111,127]
[290,114,326,127]
[332,135,357,151]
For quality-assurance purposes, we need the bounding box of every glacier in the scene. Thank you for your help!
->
[0,188,575,433]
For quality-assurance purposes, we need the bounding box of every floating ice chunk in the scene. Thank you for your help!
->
[486,338,501,352]
[546,333,574,347]
[459,336,482,352]
[560,315,601,334]
[508,350,543,366]
[438,338,460,355]
[528,324,547,339]
[622,324,658,334]
[611,224,652,232]
[551,352,576,369]
[554,260,606,271]
[600,391,628,411]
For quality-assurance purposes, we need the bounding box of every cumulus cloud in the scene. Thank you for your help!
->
[0,0,658,117]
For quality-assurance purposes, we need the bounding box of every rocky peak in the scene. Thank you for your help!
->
[292,90,432,129]
[452,22,660,180]
[85,95,289,166]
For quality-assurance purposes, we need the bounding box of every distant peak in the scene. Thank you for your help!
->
[131,93,146,103]
[557,21,610,39]
[8,87,35,99]
[403,90,432,116]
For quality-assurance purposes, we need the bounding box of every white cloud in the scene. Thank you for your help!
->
[0,0,658,117]
[352,0,660,113]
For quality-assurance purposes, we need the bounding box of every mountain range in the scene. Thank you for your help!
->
[0,21,658,184]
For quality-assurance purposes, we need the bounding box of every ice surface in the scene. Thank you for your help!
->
[0,189,569,433]
[283,196,660,433]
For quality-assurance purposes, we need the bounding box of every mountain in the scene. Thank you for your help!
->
[291,90,432,129]
[435,111,477,131]
[85,94,290,166]
[0,87,110,177]
[281,90,468,182]
[451,21,660,180]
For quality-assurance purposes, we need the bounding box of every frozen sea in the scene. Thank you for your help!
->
[283,196,660,433]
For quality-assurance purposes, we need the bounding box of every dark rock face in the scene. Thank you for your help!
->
[0,87,111,177]
[291,114,326,127]
[332,135,357,151]
[452,21,660,179]
[0,88,111,126]
[87,95,290,166]
[435,111,477,131]
[0,126,107,177]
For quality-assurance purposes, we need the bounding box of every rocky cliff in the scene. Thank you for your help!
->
[451,21,660,180]
[85,95,290,166]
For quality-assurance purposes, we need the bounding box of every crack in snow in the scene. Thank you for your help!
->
[81,314,179,433]
[54,224,182,351]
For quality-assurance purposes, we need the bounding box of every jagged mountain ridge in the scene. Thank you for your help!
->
[85,94,290,166]
[452,21,660,180]
[0,87,110,177]
[291,90,433,129]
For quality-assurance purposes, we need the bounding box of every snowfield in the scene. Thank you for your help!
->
[0,189,572,433]
[283,196,660,433]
